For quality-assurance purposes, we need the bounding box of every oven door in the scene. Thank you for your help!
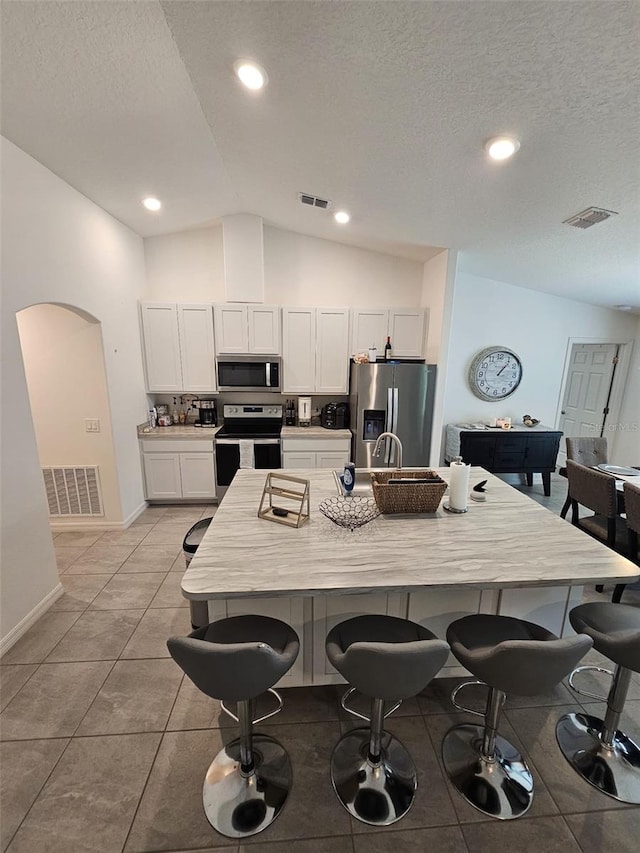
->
[215,438,281,491]
[216,357,281,392]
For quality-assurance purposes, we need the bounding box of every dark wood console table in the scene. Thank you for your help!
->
[445,425,563,496]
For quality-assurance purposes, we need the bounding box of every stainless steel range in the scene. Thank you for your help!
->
[215,404,282,500]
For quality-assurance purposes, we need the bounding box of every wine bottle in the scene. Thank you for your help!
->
[384,336,393,361]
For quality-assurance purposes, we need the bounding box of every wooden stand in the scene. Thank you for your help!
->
[258,473,310,528]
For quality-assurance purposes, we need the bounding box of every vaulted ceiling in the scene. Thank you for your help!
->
[2,1,639,308]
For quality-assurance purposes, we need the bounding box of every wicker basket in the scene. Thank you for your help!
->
[371,470,447,514]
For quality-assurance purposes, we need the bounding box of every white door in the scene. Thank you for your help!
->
[315,308,350,393]
[143,453,182,499]
[388,309,426,358]
[282,308,316,392]
[316,450,350,469]
[558,343,618,464]
[350,309,389,357]
[214,305,248,354]
[140,303,183,392]
[179,453,216,499]
[248,305,281,354]
[282,451,316,469]
[177,305,216,392]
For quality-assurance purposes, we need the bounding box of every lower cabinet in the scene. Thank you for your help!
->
[208,596,305,687]
[281,437,351,470]
[142,440,216,500]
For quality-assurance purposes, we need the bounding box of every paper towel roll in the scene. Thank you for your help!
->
[449,461,470,511]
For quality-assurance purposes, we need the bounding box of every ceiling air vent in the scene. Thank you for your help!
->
[298,192,332,210]
[563,207,618,229]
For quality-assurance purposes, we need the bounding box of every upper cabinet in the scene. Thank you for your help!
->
[351,308,427,359]
[282,307,350,393]
[140,303,216,393]
[214,304,280,354]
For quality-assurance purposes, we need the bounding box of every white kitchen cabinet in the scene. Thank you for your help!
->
[214,304,281,354]
[282,451,316,469]
[350,309,389,356]
[350,307,427,360]
[282,307,350,393]
[315,308,350,393]
[140,303,216,393]
[208,596,305,686]
[281,437,351,470]
[142,439,216,501]
[316,450,351,469]
[282,307,316,392]
[142,452,182,500]
[313,594,405,682]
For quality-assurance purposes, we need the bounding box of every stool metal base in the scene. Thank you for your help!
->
[442,724,534,819]
[203,733,292,838]
[556,712,640,804]
[330,727,417,825]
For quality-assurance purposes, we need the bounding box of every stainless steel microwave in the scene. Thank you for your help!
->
[216,355,281,392]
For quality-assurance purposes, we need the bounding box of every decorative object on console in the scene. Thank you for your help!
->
[522,414,540,427]
[496,417,512,430]
[468,346,523,401]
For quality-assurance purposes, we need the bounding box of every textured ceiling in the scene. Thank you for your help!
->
[2,1,639,308]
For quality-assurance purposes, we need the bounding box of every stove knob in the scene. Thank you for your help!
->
[229,407,237,414]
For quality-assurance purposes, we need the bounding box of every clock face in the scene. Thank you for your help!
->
[469,346,523,401]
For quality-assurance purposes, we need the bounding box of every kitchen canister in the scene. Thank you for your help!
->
[444,456,470,513]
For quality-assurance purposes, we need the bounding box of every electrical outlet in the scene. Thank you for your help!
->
[85,419,101,433]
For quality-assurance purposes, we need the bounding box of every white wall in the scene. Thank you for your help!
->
[441,270,639,461]
[1,137,148,646]
[16,304,123,523]
[612,315,640,464]
[143,222,425,307]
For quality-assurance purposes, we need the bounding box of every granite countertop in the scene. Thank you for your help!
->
[281,426,351,439]
[138,424,221,439]
[181,467,639,600]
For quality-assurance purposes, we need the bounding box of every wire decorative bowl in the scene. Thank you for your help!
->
[318,496,381,531]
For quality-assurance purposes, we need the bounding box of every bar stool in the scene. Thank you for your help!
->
[443,614,592,819]
[556,601,640,804]
[325,614,449,826]
[167,615,299,838]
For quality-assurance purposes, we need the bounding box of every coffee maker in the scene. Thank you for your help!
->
[195,400,217,427]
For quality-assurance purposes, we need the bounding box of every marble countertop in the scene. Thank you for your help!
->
[281,426,351,439]
[138,424,221,439]
[181,467,639,600]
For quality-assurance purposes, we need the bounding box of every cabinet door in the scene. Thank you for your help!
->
[459,433,496,468]
[143,453,182,499]
[213,305,248,354]
[316,450,350,469]
[282,451,316,469]
[315,308,350,393]
[179,453,216,499]
[248,305,281,354]
[282,308,316,392]
[177,305,216,392]
[140,303,182,392]
[388,309,426,358]
[350,309,389,357]
[525,434,561,469]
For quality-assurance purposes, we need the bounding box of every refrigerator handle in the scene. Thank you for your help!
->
[392,388,399,436]
[386,387,393,465]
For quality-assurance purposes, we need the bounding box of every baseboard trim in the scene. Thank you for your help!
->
[0,583,64,657]
[49,501,148,532]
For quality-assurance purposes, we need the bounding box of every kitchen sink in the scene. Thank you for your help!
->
[333,469,377,496]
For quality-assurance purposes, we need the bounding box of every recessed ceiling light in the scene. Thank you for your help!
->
[234,60,268,91]
[334,211,351,224]
[142,197,162,211]
[485,136,521,161]
[615,305,632,311]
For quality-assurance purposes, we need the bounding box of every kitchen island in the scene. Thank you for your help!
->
[181,468,638,686]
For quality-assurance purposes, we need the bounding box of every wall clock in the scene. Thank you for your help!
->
[468,346,523,400]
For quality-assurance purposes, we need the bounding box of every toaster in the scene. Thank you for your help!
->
[321,402,350,430]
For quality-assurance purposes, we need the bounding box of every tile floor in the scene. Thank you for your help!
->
[1,481,639,853]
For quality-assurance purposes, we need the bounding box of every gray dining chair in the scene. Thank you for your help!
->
[560,437,608,519]
[566,460,627,551]
[612,480,640,603]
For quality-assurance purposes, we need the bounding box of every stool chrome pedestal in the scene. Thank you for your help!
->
[331,690,416,826]
[442,683,533,820]
[557,664,640,804]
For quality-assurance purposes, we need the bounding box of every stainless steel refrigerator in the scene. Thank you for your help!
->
[349,362,437,468]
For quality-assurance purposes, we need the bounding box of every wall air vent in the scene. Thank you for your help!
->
[43,466,103,517]
[563,207,618,229]
[298,192,332,210]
